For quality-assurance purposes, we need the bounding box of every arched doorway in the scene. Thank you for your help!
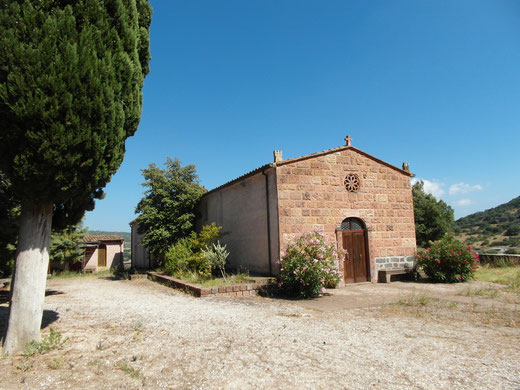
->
[340,218,369,283]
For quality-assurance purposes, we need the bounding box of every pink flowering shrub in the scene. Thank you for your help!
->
[278,232,341,298]
[416,234,479,283]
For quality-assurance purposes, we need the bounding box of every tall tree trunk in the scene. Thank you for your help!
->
[3,202,53,355]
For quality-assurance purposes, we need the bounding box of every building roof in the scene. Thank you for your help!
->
[81,235,124,243]
[276,145,414,177]
[203,139,414,196]
[204,163,273,196]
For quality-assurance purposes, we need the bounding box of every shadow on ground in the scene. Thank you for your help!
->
[0,290,62,342]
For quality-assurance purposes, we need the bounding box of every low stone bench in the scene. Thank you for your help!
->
[378,268,415,283]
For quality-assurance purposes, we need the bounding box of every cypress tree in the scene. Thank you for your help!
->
[0,0,151,354]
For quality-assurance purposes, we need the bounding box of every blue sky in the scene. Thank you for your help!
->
[84,0,520,232]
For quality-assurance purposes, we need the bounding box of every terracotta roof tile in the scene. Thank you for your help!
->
[81,235,124,243]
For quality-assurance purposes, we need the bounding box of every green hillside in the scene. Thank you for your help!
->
[453,196,520,252]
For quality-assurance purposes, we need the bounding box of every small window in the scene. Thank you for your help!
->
[344,173,360,192]
[340,217,365,230]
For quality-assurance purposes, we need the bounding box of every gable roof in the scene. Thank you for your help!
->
[276,145,414,176]
[81,235,124,243]
[204,144,413,196]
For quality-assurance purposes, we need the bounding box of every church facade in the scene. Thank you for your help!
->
[197,136,417,283]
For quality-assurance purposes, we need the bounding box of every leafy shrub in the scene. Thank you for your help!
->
[278,232,341,298]
[416,234,479,282]
[23,328,67,357]
[191,223,222,251]
[164,237,193,276]
[202,241,229,279]
[163,223,222,279]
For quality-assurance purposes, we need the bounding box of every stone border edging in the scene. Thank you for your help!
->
[147,271,272,297]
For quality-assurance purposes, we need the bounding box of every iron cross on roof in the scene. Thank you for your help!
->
[344,135,352,146]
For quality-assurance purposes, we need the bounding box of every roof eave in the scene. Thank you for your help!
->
[202,163,275,197]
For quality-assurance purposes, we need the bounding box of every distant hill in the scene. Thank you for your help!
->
[87,230,131,261]
[453,196,520,251]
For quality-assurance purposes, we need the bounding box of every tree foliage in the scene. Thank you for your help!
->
[49,223,87,266]
[412,181,454,248]
[135,158,206,258]
[0,0,152,227]
[0,0,151,354]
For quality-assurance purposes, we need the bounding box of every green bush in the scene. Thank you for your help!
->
[202,241,229,279]
[416,234,479,282]
[163,223,222,279]
[278,232,341,298]
[164,237,193,276]
[185,252,213,279]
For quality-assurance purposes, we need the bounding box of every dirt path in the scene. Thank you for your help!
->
[0,277,519,389]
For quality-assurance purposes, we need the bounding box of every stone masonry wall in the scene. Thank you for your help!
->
[275,147,417,283]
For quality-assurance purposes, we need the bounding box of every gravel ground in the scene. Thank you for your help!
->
[0,277,519,389]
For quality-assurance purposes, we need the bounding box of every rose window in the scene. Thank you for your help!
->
[343,173,360,192]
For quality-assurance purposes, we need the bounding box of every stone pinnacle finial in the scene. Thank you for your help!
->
[344,135,352,146]
[402,162,410,172]
[273,150,283,163]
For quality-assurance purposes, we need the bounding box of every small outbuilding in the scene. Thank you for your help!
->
[79,235,124,273]
[197,136,417,283]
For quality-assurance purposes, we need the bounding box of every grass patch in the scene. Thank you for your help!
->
[23,328,67,357]
[475,265,520,291]
[132,321,144,342]
[14,328,67,373]
[47,357,62,370]
[115,360,145,384]
[397,293,433,307]
[168,270,255,286]
[459,286,501,299]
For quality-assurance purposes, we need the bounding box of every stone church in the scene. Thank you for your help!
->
[197,136,417,284]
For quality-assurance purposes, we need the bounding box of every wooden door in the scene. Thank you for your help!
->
[97,246,106,267]
[342,231,368,283]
